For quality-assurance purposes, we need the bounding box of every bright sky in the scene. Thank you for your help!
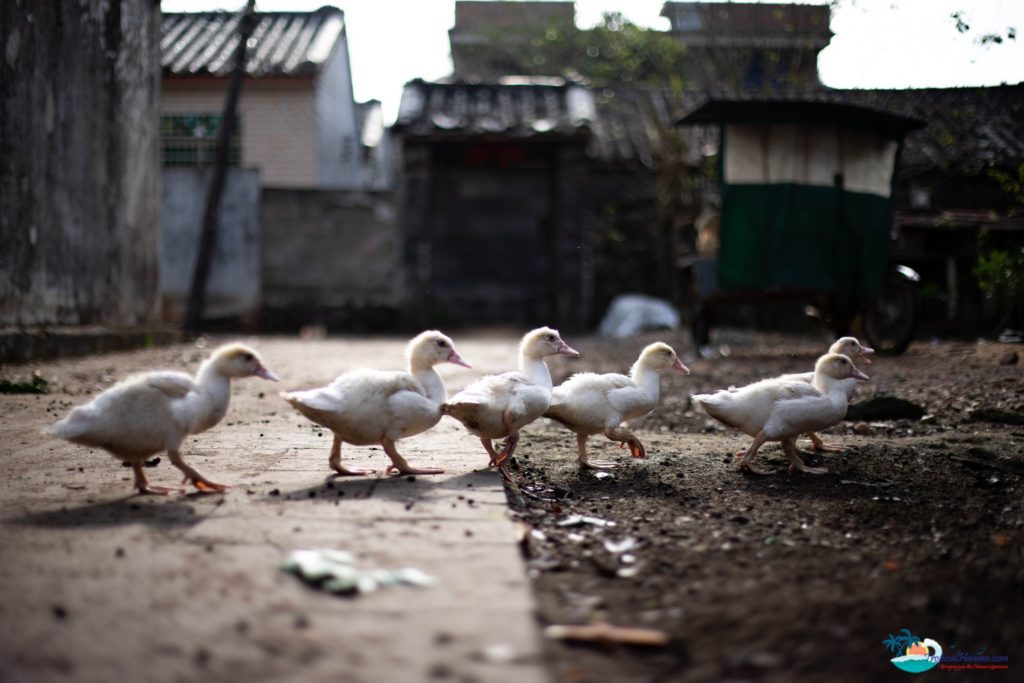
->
[161,0,1024,123]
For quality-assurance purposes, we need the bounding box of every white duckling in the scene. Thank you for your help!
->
[441,327,580,468]
[281,331,470,476]
[545,342,689,469]
[47,343,279,494]
[777,337,874,452]
[692,353,869,475]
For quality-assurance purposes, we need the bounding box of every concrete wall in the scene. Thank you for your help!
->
[161,168,262,320]
[0,0,161,326]
[163,82,319,188]
[261,189,400,329]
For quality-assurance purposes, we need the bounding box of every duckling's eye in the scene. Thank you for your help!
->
[546,334,556,341]
[242,352,254,362]
[436,340,447,348]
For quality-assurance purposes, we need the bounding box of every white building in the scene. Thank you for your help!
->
[161,6,383,189]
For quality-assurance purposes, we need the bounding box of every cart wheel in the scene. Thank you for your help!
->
[862,272,918,355]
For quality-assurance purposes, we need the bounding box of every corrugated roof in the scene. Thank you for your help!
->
[161,6,344,77]
[392,78,596,139]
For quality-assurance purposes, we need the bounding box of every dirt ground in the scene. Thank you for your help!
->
[506,330,1023,682]
[0,330,1021,683]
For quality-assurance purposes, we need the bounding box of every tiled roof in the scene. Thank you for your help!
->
[670,84,1024,175]
[393,77,1024,177]
[392,78,596,139]
[588,87,709,168]
[830,85,1024,174]
[161,6,344,77]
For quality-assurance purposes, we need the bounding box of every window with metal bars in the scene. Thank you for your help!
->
[160,114,241,167]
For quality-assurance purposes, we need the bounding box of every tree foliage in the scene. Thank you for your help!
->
[482,12,687,90]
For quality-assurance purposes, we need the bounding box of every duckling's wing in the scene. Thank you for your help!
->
[506,380,552,428]
[604,375,653,417]
[448,372,521,407]
[766,391,838,438]
[146,372,198,399]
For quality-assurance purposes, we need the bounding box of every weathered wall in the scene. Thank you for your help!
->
[0,0,161,326]
[261,189,400,329]
[160,168,262,321]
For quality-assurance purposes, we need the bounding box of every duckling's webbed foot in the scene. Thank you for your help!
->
[189,477,231,492]
[605,427,645,459]
[806,432,847,452]
[328,435,376,476]
[331,465,377,476]
[737,432,772,475]
[168,450,230,493]
[783,439,828,475]
[482,438,502,467]
[739,460,773,476]
[131,462,182,495]
[382,438,444,476]
[580,459,618,470]
[490,432,519,468]
[576,433,617,469]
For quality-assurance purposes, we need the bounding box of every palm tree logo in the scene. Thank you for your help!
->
[883,628,943,673]
[884,629,918,653]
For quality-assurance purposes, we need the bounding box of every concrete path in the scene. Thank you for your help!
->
[0,335,559,683]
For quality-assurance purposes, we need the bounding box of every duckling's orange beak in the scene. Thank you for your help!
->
[448,349,472,368]
[850,366,870,381]
[858,345,875,364]
[256,365,280,381]
[673,357,690,374]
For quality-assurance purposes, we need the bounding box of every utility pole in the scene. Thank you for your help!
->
[184,0,256,333]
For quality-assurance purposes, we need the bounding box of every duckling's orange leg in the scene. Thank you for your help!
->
[493,432,519,468]
[130,461,181,495]
[578,433,616,469]
[738,432,773,475]
[167,450,230,493]
[490,410,519,468]
[328,435,376,476]
[783,439,828,475]
[382,437,444,475]
[481,438,503,467]
[605,426,645,459]
[805,432,847,452]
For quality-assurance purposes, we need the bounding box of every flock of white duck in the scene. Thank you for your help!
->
[47,328,873,495]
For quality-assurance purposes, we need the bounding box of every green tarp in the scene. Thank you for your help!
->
[719,183,891,295]
[717,123,898,296]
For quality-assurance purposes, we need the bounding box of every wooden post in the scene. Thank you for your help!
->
[184,0,256,332]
